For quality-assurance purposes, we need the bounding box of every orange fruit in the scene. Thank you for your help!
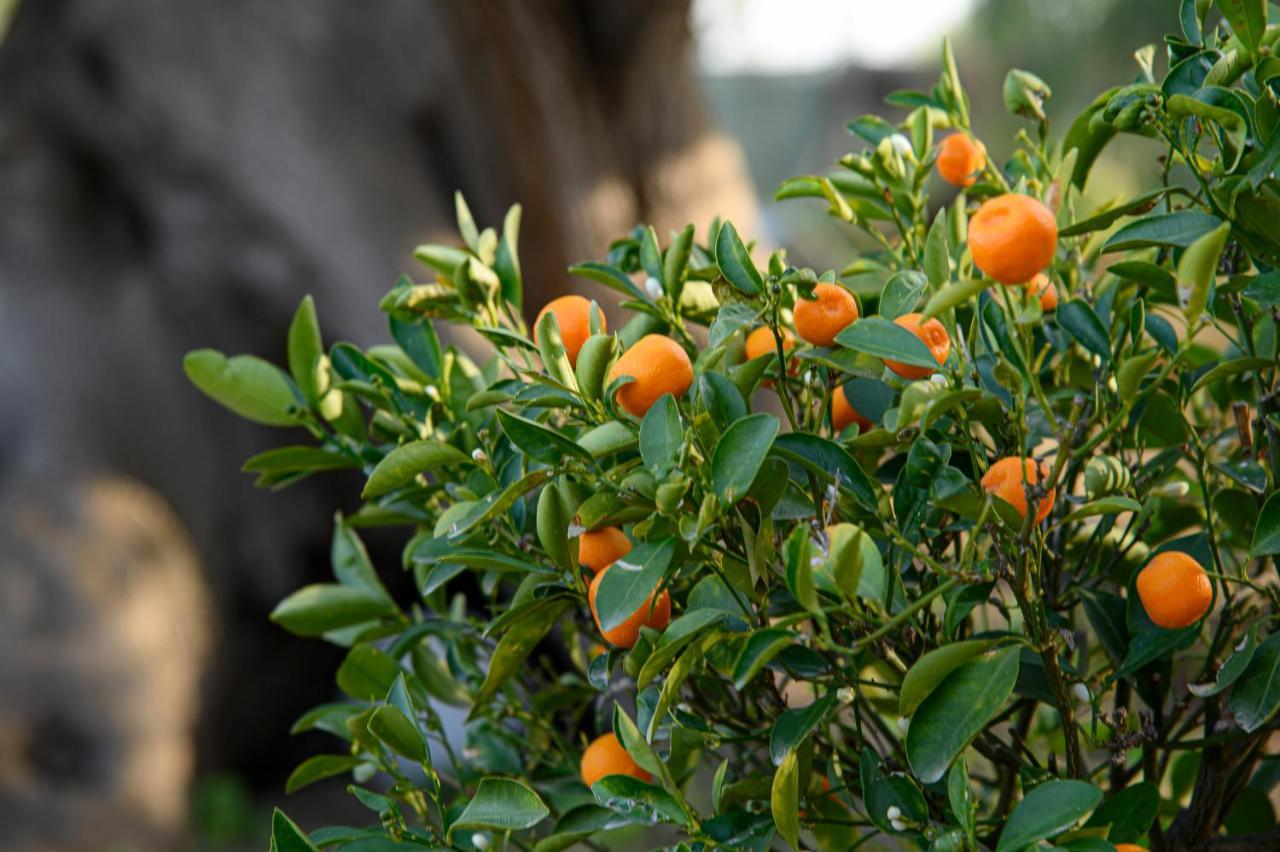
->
[936,133,986,187]
[1113,846,1146,852]
[981,456,1055,523]
[745,326,794,361]
[1028,272,1058,311]
[579,526,631,573]
[969,194,1058,285]
[535,295,603,368]
[832,384,872,432]
[608,334,694,417]
[794,283,859,347]
[581,733,650,788]
[884,313,951,380]
[588,564,672,648]
[1137,552,1213,629]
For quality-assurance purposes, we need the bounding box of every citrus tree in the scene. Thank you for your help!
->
[186,3,1280,849]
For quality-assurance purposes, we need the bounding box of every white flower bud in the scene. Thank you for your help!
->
[471,833,490,849]
[886,805,902,821]
[889,133,913,157]
[1071,683,1091,703]
[890,818,909,832]
[897,716,910,733]
[471,448,487,463]
[645,276,663,298]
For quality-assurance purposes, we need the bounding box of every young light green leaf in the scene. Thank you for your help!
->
[899,639,999,716]
[184,349,301,427]
[732,628,794,689]
[771,749,801,850]
[1177,220,1230,325]
[536,310,579,392]
[287,295,324,404]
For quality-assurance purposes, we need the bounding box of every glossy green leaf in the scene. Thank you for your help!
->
[451,778,550,838]
[594,539,676,632]
[592,775,691,826]
[536,310,578,391]
[906,646,1020,783]
[271,809,319,852]
[368,703,428,763]
[577,421,637,458]
[270,584,397,637]
[640,394,683,476]
[1229,631,1280,732]
[732,628,794,689]
[363,440,470,498]
[1084,782,1160,842]
[335,643,401,701]
[715,221,763,295]
[184,349,300,427]
[1057,299,1112,360]
[835,317,941,369]
[284,754,360,795]
[711,414,780,503]
[1249,492,1280,557]
[1218,0,1267,56]
[996,780,1103,852]
[921,278,989,322]
[771,432,880,512]
[770,693,836,765]
[636,610,725,689]
[497,409,594,466]
[1059,189,1172,237]
[925,210,951,288]
[242,446,360,476]
[470,598,574,716]
[899,639,999,717]
[880,270,927,320]
[1101,210,1224,252]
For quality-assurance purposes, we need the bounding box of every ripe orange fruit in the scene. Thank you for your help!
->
[832,384,872,432]
[745,326,794,361]
[1113,846,1145,852]
[608,334,694,417]
[535,295,603,368]
[588,564,672,648]
[1028,272,1058,311]
[580,732,650,788]
[936,133,986,187]
[968,194,1058,285]
[1137,552,1213,629]
[794,283,859,347]
[579,526,631,573]
[981,456,1055,523]
[884,313,951,380]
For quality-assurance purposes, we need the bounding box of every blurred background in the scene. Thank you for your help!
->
[0,0,1167,847]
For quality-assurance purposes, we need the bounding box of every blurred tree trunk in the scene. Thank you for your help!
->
[0,0,755,844]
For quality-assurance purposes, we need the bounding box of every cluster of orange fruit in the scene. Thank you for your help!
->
[533,132,1214,791]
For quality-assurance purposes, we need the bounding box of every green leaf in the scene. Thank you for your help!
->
[592,775,691,827]
[1192,357,1274,393]
[1085,782,1160,842]
[536,310,578,392]
[732,628,794,689]
[925,210,951,288]
[1218,0,1267,56]
[1057,299,1112,360]
[331,518,390,598]
[1061,496,1142,524]
[184,349,300,426]
[880,270,927,320]
[899,639,999,717]
[270,584,397,637]
[1177,219,1230,325]
[649,640,705,740]
[1101,210,1224,252]
[613,706,674,790]
[771,749,801,850]
[1059,189,1172,237]
[711,414,780,503]
[948,757,976,840]
[470,598,574,716]
[362,440,471,498]
[450,778,550,839]
[996,780,1103,852]
[536,481,575,574]
[835,317,941,369]
[771,432,880,512]
[640,394,683,477]
[906,646,1020,783]
[497,409,594,466]
[454,191,479,249]
[569,261,646,302]
[594,539,676,632]
[577,421,637,459]
[287,295,324,404]
[242,446,360,476]
[770,693,836,765]
[636,609,725,690]
[285,755,360,795]
[1189,624,1259,697]
[336,644,401,701]
[921,278,989,322]
[714,220,764,295]
[1117,350,1160,398]
[1250,492,1280,557]
[494,203,523,308]
[271,809,319,852]
[369,703,428,763]
[1229,631,1280,732]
